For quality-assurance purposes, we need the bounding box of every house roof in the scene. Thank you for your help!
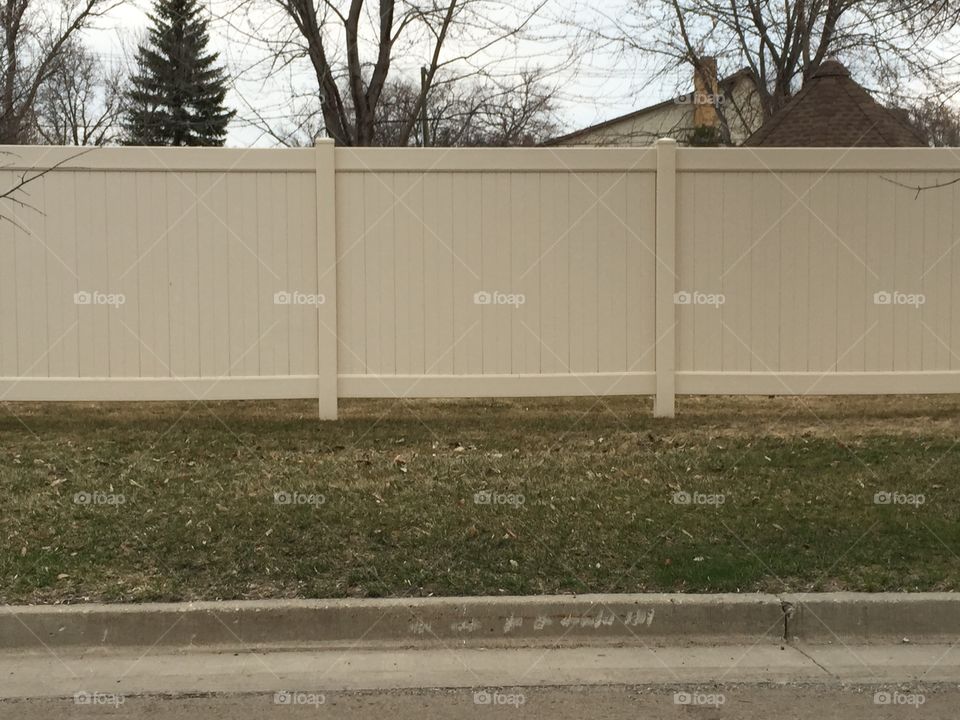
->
[743,60,926,147]
[543,68,754,146]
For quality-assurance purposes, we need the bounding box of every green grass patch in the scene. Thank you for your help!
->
[1,395,958,603]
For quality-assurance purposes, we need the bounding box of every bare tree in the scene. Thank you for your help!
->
[33,38,125,146]
[262,68,561,147]
[894,99,960,146]
[0,0,120,144]
[599,0,959,125]
[458,71,561,146]
[228,0,565,146]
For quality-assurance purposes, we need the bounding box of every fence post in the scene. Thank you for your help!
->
[315,138,338,420]
[654,138,677,418]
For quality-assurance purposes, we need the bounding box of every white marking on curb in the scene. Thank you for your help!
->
[624,609,655,627]
[408,619,432,635]
[561,610,617,629]
[503,615,523,633]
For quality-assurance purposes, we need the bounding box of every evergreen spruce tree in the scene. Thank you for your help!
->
[124,0,235,146]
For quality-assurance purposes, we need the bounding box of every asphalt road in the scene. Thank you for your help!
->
[3,642,957,719]
[4,685,960,719]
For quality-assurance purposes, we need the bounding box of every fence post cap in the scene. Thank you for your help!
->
[314,138,335,147]
[655,137,678,146]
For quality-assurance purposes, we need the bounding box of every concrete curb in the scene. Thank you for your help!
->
[0,593,955,650]
[1,594,782,650]
[784,593,960,643]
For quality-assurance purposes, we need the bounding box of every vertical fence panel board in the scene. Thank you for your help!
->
[0,171,18,377]
[596,173,626,373]
[693,173,722,372]
[952,180,960,371]
[875,173,897,372]
[423,172,454,374]
[255,173,277,378]
[74,172,97,377]
[42,172,73,378]
[394,172,425,376]
[782,174,811,372]
[21,176,48,378]
[462,173,484,375]
[335,173,365,375]
[105,171,137,377]
[721,173,753,371]
[675,173,695,373]
[812,175,840,372]
[196,174,216,377]
[183,173,202,378]
[166,172,187,379]
[210,174,232,377]
[625,172,655,374]
[894,173,924,371]
[749,172,781,372]
[539,171,558,374]
[836,174,867,372]
[922,174,948,369]
[300,173,320,378]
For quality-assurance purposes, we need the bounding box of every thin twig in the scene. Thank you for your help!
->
[0,149,94,200]
[0,214,32,234]
[0,149,94,218]
[880,174,960,199]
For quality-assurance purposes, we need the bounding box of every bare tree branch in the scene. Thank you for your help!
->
[881,174,960,198]
[231,0,566,146]
[1,0,122,143]
[0,149,93,230]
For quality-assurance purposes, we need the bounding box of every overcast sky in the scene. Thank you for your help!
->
[79,0,696,147]
[79,0,958,147]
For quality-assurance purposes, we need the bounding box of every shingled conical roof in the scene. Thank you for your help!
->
[744,61,926,147]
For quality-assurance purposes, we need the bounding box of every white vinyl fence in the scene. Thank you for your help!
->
[1,140,959,418]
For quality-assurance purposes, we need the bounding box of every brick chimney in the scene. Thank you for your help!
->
[693,57,720,129]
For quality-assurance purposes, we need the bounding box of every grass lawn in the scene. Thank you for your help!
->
[1,395,958,604]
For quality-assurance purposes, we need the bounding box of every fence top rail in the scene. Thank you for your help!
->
[676,147,960,173]
[3,144,956,176]
[0,146,317,173]
[334,147,660,173]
